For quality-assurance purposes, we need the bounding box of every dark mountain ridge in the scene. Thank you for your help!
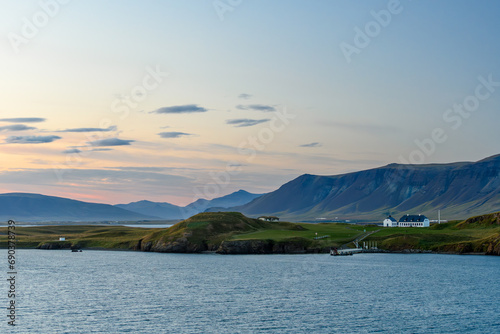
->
[0,193,157,222]
[231,154,500,220]
[116,189,263,219]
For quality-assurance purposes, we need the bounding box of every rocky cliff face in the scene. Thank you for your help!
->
[129,212,329,254]
[37,242,72,250]
[485,236,500,255]
[134,233,210,253]
[457,212,500,255]
[216,238,326,254]
[133,233,324,254]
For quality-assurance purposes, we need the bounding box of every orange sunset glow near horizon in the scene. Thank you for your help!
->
[1,0,499,206]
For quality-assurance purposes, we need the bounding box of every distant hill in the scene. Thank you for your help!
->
[0,193,158,222]
[228,154,500,220]
[135,212,315,254]
[185,189,263,214]
[116,190,263,219]
[114,200,183,220]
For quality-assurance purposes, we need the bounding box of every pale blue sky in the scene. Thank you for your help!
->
[0,0,499,204]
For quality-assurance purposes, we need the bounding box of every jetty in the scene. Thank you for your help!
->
[330,247,362,256]
[330,229,380,256]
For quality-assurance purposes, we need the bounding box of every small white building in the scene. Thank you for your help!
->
[258,216,279,222]
[59,237,66,241]
[383,215,398,227]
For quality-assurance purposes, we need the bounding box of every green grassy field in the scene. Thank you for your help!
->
[364,218,500,253]
[0,225,160,249]
[1,212,498,254]
[229,222,379,250]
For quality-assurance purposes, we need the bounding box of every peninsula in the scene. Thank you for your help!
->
[1,211,499,255]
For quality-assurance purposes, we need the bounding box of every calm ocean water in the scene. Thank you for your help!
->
[4,250,499,333]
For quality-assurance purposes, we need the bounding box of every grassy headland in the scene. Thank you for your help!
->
[364,212,500,254]
[1,212,499,255]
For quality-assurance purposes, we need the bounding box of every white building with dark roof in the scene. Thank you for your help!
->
[383,215,398,227]
[383,214,430,227]
[258,216,279,222]
[398,214,430,227]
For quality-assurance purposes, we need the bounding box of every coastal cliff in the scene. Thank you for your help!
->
[4,211,500,256]
[433,212,500,255]
[373,212,500,255]
[217,238,326,254]
[134,212,311,253]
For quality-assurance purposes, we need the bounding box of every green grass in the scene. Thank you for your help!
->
[0,225,161,249]
[231,222,375,244]
[364,217,500,253]
[186,221,210,229]
[1,211,498,254]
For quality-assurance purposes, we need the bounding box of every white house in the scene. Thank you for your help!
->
[383,214,430,227]
[383,215,398,227]
[398,214,430,227]
[258,216,279,222]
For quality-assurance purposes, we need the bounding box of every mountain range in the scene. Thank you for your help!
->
[2,154,500,222]
[115,190,263,219]
[224,154,500,220]
[0,190,262,222]
[0,193,155,222]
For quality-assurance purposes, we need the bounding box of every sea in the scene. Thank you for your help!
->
[3,250,499,333]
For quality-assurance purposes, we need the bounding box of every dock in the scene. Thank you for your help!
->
[330,229,381,256]
[330,247,363,256]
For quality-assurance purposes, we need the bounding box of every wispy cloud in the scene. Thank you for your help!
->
[226,118,271,127]
[0,117,46,123]
[63,148,82,154]
[238,93,252,100]
[63,147,113,154]
[91,148,113,152]
[5,135,61,144]
[57,126,117,133]
[152,104,208,114]
[236,104,276,112]
[87,138,134,147]
[300,142,322,148]
[0,124,36,132]
[322,121,398,133]
[158,132,192,139]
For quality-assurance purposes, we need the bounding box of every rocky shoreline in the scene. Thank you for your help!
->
[34,241,496,256]
[22,211,500,256]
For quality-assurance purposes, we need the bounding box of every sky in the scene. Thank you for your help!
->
[1,0,500,205]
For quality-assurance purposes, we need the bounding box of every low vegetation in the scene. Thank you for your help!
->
[364,213,500,254]
[0,212,498,255]
[0,225,158,250]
